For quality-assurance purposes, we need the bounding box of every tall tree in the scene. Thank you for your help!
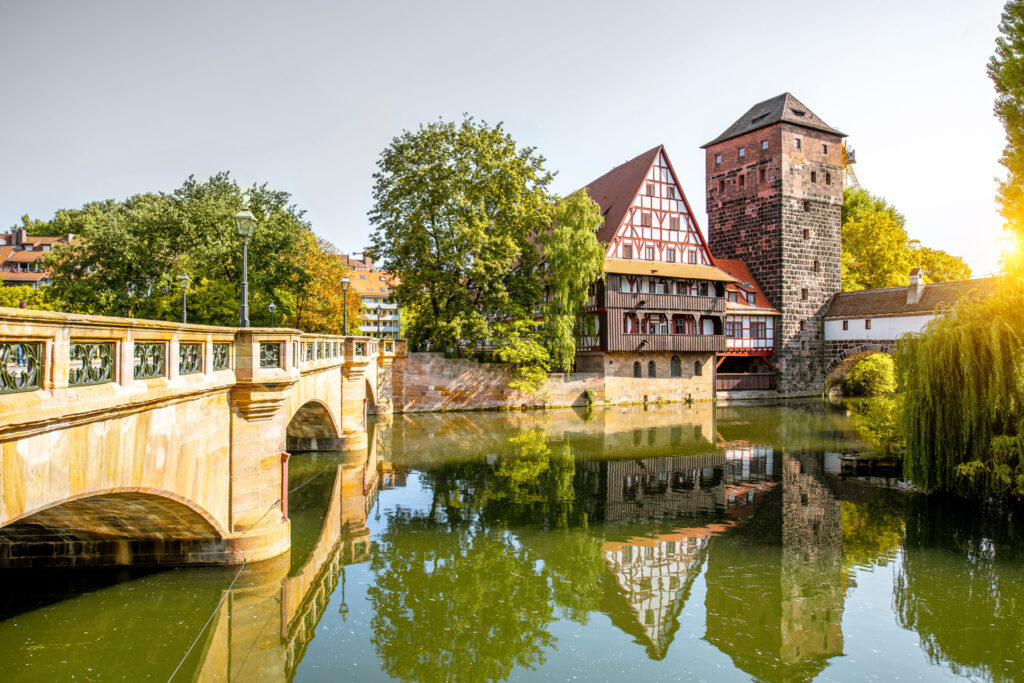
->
[290,234,362,334]
[990,0,1024,242]
[367,116,551,352]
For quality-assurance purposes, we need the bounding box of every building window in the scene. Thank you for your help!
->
[641,212,652,226]
[699,281,708,296]
[688,250,697,264]
[738,174,745,187]
[811,171,817,183]
[795,138,801,149]
[718,180,725,192]
[670,216,680,230]
[814,259,820,273]
[825,172,832,185]
[803,228,810,240]
[842,320,849,331]
[694,361,702,376]
[822,144,828,154]
[759,169,766,182]
[726,320,739,337]
[646,182,655,196]
[666,248,675,263]
[666,186,676,199]
[738,147,745,158]
[671,356,681,377]
[751,321,766,338]
[729,292,738,303]
[803,200,810,212]
[747,292,756,305]
[761,140,769,150]
[715,154,722,164]
[866,319,872,330]
[622,244,632,259]
[633,361,641,378]
[800,320,806,332]
[801,288,808,301]
[648,360,656,377]
[645,246,655,260]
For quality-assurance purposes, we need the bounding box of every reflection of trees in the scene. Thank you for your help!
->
[894,496,1024,682]
[367,509,555,683]
[840,497,904,571]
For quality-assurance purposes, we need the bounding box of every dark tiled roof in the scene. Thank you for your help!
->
[579,145,663,244]
[825,278,997,319]
[702,93,845,148]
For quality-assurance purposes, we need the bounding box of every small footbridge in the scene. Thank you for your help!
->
[0,307,405,566]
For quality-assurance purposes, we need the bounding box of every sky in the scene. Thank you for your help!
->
[0,0,1011,276]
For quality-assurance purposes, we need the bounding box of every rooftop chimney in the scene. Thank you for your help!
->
[13,229,26,247]
[907,268,924,305]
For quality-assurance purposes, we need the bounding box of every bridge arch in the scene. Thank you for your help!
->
[823,342,895,393]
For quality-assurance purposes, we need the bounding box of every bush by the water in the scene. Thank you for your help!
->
[845,354,897,396]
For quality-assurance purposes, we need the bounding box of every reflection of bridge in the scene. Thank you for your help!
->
[0,308,404,566]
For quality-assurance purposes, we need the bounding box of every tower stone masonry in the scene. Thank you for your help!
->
[703,94,844,394]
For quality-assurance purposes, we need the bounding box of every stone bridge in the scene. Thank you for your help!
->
[822,339,896,391]
[0,307,405,566]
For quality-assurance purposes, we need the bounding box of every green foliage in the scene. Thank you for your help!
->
[493,320,550,394]
[841,497,905,570]
[0,285,59,311]
[844,354,897,396]
[990,0,1024,242]
[842,188,970,291]
[367,116,550,353]
[895,268,1024,499]
[540,190,605,371]
[848,395,906,457]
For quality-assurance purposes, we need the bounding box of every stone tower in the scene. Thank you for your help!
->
[703,93,844,394]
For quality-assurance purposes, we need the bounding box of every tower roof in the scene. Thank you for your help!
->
[701,93,845,148]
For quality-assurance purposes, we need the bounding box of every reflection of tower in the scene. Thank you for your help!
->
[703,453,845,680]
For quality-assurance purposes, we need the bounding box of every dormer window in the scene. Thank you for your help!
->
[746,292,756,305]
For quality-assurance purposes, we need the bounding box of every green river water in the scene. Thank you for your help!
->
[1,401,1022,682]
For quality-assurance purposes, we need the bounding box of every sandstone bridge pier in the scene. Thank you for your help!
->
[0,307,405,567]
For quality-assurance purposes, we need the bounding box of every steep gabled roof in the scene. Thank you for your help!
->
[702,93,845,148]
[579,145,663,244]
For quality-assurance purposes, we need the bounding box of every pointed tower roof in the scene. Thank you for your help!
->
[579,145,663,244]
[701,93,845,148]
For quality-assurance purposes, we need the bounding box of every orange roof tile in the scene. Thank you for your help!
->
[715,259,779,314]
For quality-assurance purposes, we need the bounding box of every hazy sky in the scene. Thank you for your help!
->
[0,0,1011,275]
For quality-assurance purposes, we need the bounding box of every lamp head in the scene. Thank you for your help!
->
[178,272,191,290]
[268,301,277,313]
[234,208,257,239]
[341,275,351,293]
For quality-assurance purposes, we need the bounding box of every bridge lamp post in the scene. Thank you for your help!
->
[268,301,277,327]
[234,207,257,327]
[177,272,191,324]
[341,275,351,336]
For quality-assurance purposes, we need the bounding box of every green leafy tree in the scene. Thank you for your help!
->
[990,0,1024,241]
[492,319,550,394]
[540,190,605,371]
[844,354,897,396]
[913,246,972,283]
[367,117,550,353]
[0,285,57,311]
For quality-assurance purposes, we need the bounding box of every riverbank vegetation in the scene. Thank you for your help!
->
[8,174,360,332]
[844,354,897,396]
[366,116,605,381]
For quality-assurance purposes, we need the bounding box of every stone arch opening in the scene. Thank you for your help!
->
[823,344,895,395]
[287,400,340,452]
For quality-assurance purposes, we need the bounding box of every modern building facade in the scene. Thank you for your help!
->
[0,229,74,288]
[340,253,401,339]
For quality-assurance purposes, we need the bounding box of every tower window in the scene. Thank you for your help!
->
[794,138,802,149]
[811,171,817,183]
[641,212,652,226]
[738,147,745,158]
[646,182,655,196]
[822,144,828,154]
[738,174,745,187]
[803,228,810,240]
[715,154,722,164]
[803,200,810,212]
[645,246,654,260]
[760,169,766,182]
[842,320,849,330]
[800,320,806,332]
[694,361,702,376]
[623,244,633,259]
[825,172,832,185]
[865,319,872,330]
[648,360,656,377]
[814,260,820,273]
[666,248,675,263]
[761,140,769,150]
[801,288,808,301]
[633,361,641,378]
[719,180,725,192]
[670,216,680,230]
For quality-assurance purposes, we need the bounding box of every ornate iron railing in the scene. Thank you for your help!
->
[212,343,231,371]
[260,342,281,368]
[134,342,166,380]
[305,343,314,361]
[317,341,323,359]
[179,343,203,375]
[0,341,41,394]
[355,342,366,356]
[69,341,115,386]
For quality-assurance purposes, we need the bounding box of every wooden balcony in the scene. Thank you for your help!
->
[602,290,727,314]
[716,373,777,391]
[608,332,726,353]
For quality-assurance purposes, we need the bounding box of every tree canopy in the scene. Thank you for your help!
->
[990,0,1024,242]
[367,116,605,375]
[841,187,970,291]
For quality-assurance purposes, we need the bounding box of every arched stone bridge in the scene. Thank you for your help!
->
[822,339,896,391]
[0,307,405,566]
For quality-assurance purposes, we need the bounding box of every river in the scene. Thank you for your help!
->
[0,401,1021,682]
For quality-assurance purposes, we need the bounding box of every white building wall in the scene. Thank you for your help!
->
[824,314,933,341]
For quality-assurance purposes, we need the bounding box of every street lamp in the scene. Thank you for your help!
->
[268,301,277,327]
[177,272,191,324]
[341,275,351,336]
[234,207,257,327]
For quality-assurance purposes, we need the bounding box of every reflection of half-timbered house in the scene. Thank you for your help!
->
[574,146,735,401]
